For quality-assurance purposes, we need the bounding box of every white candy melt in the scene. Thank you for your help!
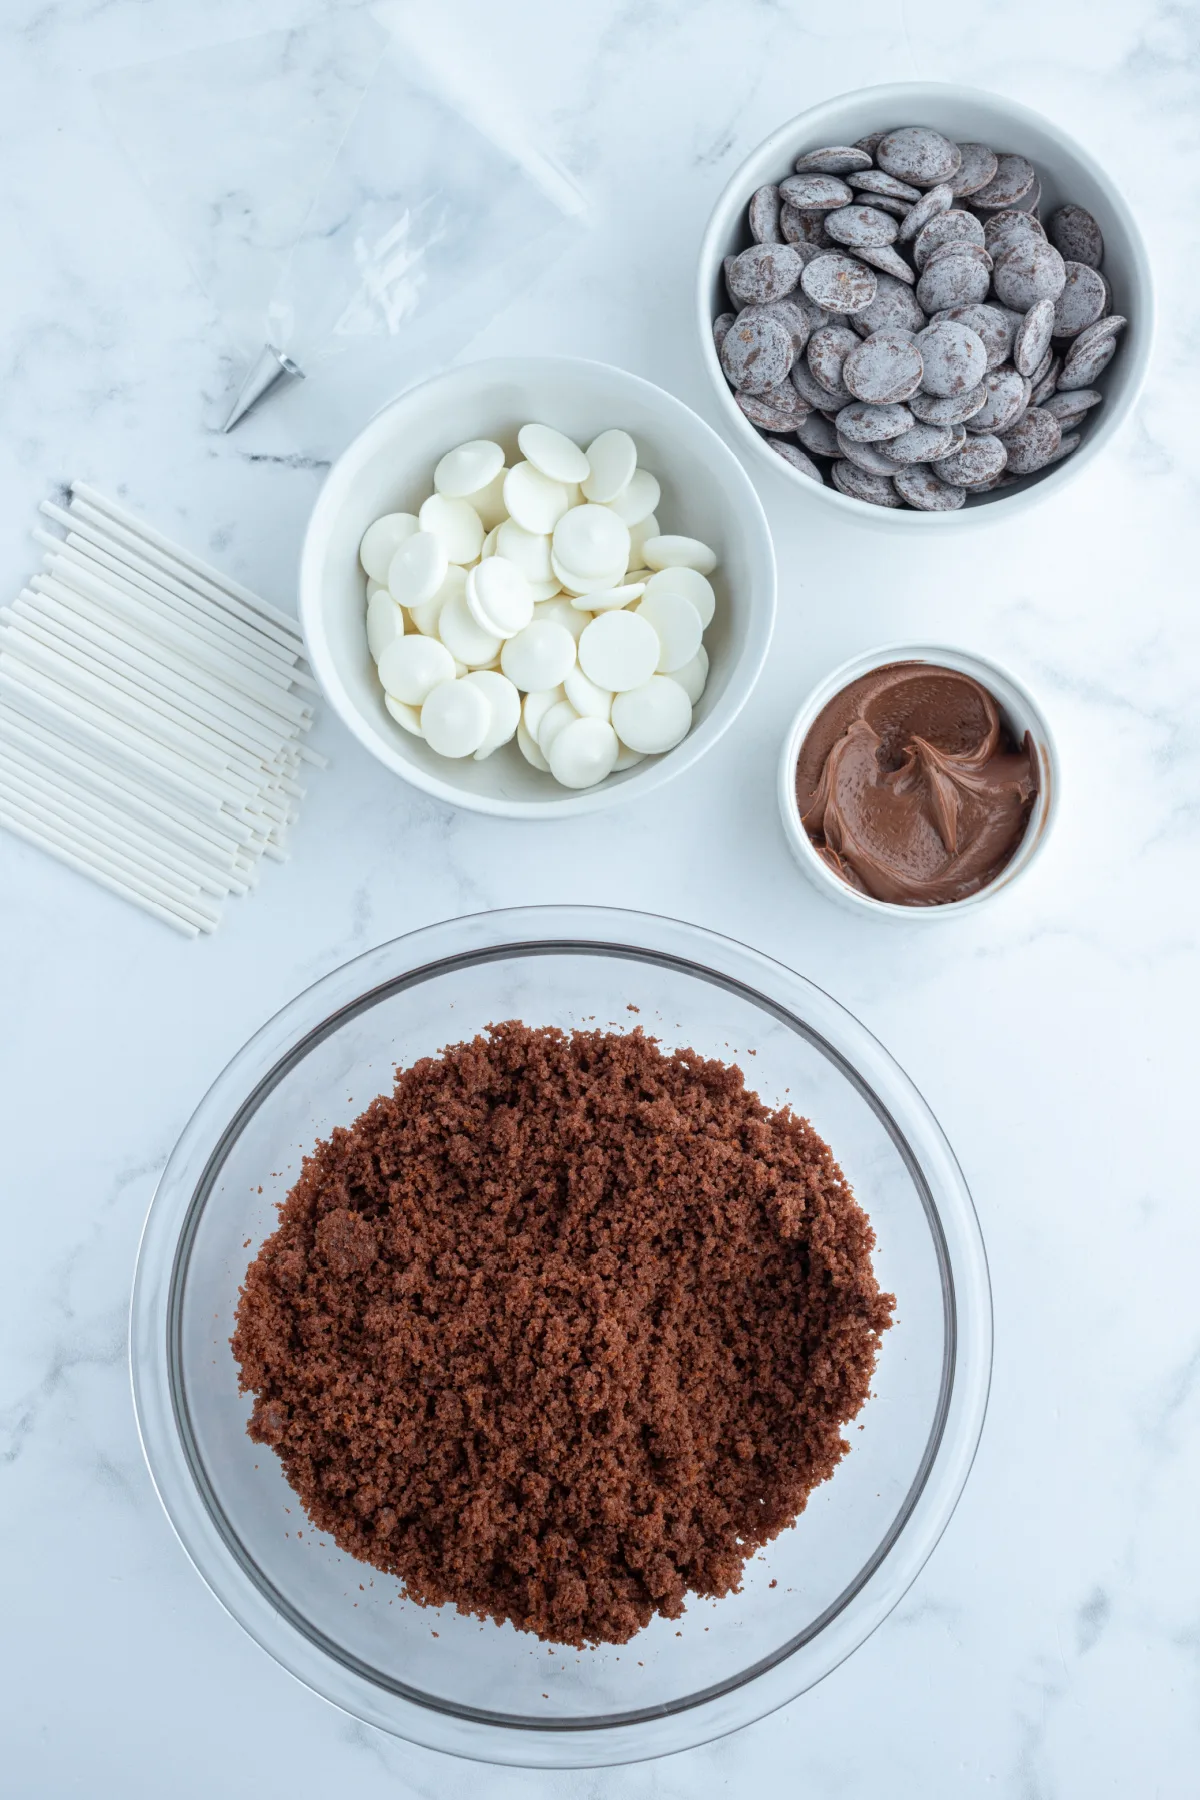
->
[552,504,631,580]
[517,719,550,770]
[434,439,505,499]
[523,685,566,741]
[582,429,637,503]
[467,469,510,531]
[437,586,502,667]
[496,518,554,584]
[410,564,463,636]
[463,670,522,759]
[421,679,491,757]
[642,534,717,575]
[627,512,660,569]
[606,467,661,527]
[388,530,448,608]
[367,590,406,662]
[613,742,645,771]
[385,693,424,736]
[535,597,588,641]
[642,565,716,628]
[466,557,534,638]
[636,589,703,673]
[500,619,577,692]
[360,512,419,583]
[538,698,580,754]
[550,550,625,598]
[671,644,709,705]
[573,581,645,612]
[564,665,613,719]
[578,609,660,692]
[377,633,456,706]
[547,717,620,788]
[419,493,484,565]
[611,677,692,753]
[503,461,571,535]
[517,423,590,485]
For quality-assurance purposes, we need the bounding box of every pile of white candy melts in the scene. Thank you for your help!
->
[359,426,716,790]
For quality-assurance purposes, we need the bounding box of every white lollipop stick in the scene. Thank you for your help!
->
[60,507,321,695]
[0,752,244,898]
[0,710,242,863]
[16,589,291,763]
[0,691,257,846]
[0,624,259,792]
[0,802,201,936]
[43,532,306,681]
[0,662,230,813]
[51,518,308,668]
[0,790,219,931]
[3,610,273,782]
[70,480,306,645]
[33,566,311,726]
[27,577,309,746]
[36,534,305,701]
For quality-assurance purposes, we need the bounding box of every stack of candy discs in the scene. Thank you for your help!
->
[359,427,716,789]
[715,126,1127,510]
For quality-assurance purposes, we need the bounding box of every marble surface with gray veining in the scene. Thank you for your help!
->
[1,0,1197,1793]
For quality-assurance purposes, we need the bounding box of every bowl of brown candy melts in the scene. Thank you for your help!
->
[698,82,1153,520]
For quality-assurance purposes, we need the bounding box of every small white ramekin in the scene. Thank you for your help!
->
[777,644,1059,917]
[698,81,1154,530]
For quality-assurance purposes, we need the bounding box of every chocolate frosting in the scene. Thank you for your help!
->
[795,662,1038,906]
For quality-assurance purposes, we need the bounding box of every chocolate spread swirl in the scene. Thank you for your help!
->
[795,662,1038,906]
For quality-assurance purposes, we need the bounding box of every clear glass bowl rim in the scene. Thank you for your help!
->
[130,906,993,1767]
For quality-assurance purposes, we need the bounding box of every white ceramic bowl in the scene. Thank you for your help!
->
[697,82,1154,528]
[778,644,1060,917]
[300,357,776,817]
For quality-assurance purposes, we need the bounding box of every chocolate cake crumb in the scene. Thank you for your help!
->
[232,1023,893,1648]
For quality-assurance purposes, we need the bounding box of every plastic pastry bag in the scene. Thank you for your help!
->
[95,15,389,359]
[97,22,583,430]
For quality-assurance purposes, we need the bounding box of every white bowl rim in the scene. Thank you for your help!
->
[777,640,1061,917]
[299,354,777,819]
[697,80,1156,528]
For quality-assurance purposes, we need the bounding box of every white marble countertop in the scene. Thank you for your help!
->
[2,1,1196,1793]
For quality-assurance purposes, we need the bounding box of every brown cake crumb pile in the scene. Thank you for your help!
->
[232,1023,894,1648]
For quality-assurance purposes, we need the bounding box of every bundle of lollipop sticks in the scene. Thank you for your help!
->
[0,482,324,937]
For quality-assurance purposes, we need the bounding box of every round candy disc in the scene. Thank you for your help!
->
[578,610,661,692]
[517,423,590,485]
[636,590,703,673]
[610,677,692,754]
[641,566,715,628]
[466,558,534,639]
[359,512,419,584]
[387,530,447,608]
[552,504,631,580]
[462,670,522,760]
[433,439,504,499]
[582,430,638,503]
[418,493,484,565]
[420,679,490,758]
[503,461,571,534]
[436,586,502,667]
[547,717,620,789]
[377,633,456,706]
[500,620,577,692]
[366,591,405,662]
[640,535,717,576]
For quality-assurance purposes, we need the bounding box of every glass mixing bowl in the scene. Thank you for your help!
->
[131,907,991,1767]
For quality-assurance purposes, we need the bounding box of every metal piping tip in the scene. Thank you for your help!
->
[221,345,305,432]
